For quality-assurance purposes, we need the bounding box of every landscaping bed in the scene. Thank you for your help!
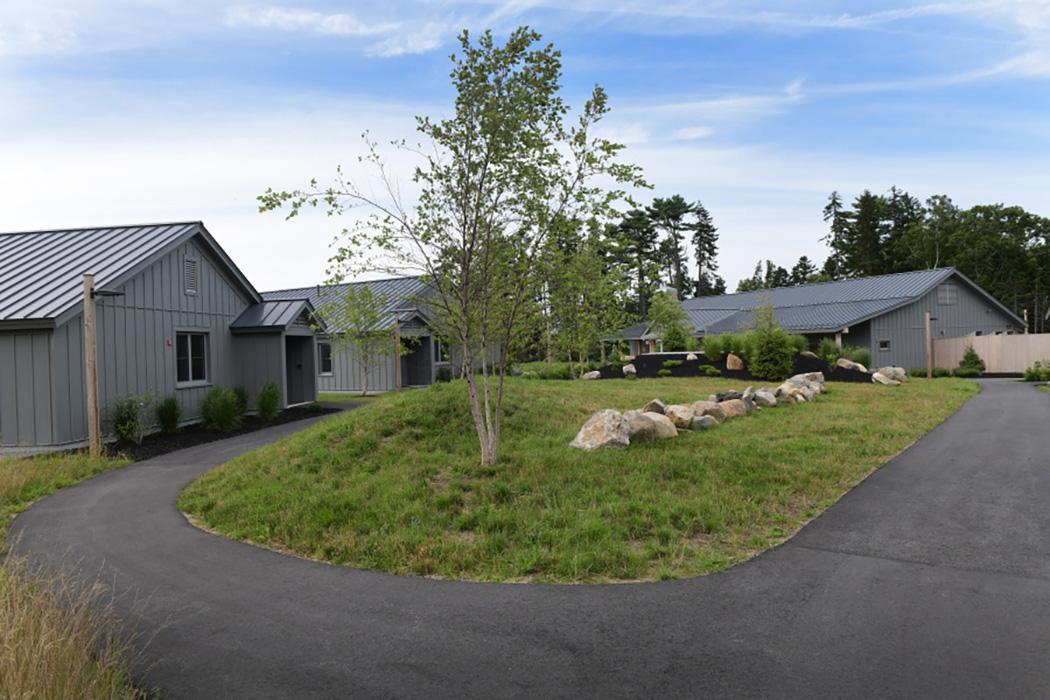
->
[109,404,340,462]
[602,351,873,383]
[180,376,978,583]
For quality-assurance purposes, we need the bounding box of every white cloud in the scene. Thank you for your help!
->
[674,126,715,140]
[224,5,399,37]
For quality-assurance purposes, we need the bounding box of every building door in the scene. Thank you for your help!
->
[285,335,313,404]
[401,337,432,386]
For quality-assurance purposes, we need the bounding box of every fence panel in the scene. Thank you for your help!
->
[934,334,1050,373]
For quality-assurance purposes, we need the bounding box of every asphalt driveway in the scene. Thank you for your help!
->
[12,379,1050,698]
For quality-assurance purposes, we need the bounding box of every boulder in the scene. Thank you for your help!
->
[800,350,820,359]
[719,398,749,418]
[753,389,778,407]
[876,366,907,383]
[872,371,901,386]
[622,410,657,442]
[835,357,868,373]
[776,382,815,403]
[622,363,637,377]
[571,410,629,450]
[686,353,698,361]
[581,370,602,380]
[644,412,678,438]
[716,390,744,402]
[664,404,696,429]
[690,400,726,423]
[690,415,719,430]
[741,394,757,413]
[642,398,666,415]
[726,353,745,371]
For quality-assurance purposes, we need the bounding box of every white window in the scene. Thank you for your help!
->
[184,258,199,295]
[433,338,449,364]
[176,332,208,384]
[878,339,891,351]
[937,283,957,305]
[318,342,333,375]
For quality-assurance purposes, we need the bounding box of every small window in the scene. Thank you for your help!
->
[184,258,199,295]
[176,332,208,384]
[878,339,891,351]
[937,283,957,305]
[318,342,333,375]
[433,338,450,364]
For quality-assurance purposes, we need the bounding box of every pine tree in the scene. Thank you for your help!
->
[612,208,660,319]
[647,195,693,299]
[690,202,722,296]
[789,256,817,285]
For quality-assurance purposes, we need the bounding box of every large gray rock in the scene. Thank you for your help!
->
[726,353,745,370]
[642,398,666,415]
[876,366,907,383]
[753,389,778,407]
[690,415,719,430]
[570,410,629,450]
[623,410,658,442]
[716,390,743,402]
[690,400,726,423]
[622,363,637,377]
[872,371,901,386]
[800,350,820,359]
[719,398,749,418]
[644,412,678,438]
[835,357,868,373]
[664,404,696,429]
[581,370,602,380]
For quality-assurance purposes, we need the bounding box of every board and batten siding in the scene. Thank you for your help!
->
[232,334,285,406]
[319,340,399,393]
[48,237,255,445]
[868,275,1022,370]
[0,332,54,447]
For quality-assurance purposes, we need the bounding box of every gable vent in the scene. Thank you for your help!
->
[184,258,199,295]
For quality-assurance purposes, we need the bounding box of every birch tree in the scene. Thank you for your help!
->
[260,28,645,465]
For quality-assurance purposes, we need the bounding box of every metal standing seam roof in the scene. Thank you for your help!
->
[610,267,1025,338]
[263,276,432,333]
[0,221,261,325]
[230,298,314,332]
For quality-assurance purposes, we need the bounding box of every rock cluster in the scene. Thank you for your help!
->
[872,366,908,386]
[569,373,825,450]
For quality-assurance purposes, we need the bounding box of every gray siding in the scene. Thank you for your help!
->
[869,276,1021,370]
[232,334,285,407]
[49,238,255,444]
[0,331,53,447]
[319,340,399,394]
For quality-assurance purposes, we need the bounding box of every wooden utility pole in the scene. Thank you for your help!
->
[83,275,101,457]
[924,311,933,380]
[394,317,402,390]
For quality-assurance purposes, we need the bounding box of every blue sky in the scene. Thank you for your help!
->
[2,1,1049,290]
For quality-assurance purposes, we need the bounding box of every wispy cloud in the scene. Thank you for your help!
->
[224,5,399,37]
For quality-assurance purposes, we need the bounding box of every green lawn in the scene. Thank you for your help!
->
[180,377,978,583]
[1,452,131,548]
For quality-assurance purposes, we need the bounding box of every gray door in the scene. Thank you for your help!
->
[285,336,310,404]
[401,337,431,386]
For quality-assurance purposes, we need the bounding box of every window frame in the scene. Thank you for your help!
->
[877,339,891,351]
[175,330,210,387]
[432,338,450,365]
[318,341,334,376]
[937,283,957,306]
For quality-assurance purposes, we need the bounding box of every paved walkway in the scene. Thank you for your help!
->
[13,380,1050,698]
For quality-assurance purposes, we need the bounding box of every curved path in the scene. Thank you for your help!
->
[13,380,1050,698]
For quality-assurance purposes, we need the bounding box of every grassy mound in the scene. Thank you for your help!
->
[180,377,978,583]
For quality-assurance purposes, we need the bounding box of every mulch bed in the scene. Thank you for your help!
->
[108,405,341,462]
[600,352,874,383]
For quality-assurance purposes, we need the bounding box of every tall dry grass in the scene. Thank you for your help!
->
[0,554,146,699]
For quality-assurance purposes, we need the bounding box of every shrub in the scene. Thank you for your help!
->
[110,393,153,444]
[661,360,683,369]
[257,381,281,421]
[846,346,872,369]
[932,366,951,378]
[200,388,242,432]
[952,367,980,378]
[957,345,986,374]
[697,364,721,377]
[909,367,927,378]
[1022,361,1050,381]
[232,386,249,416]
[435,366,453,382]
[817,338,841,364]
[657,368,672,377]
[700,334,728,361]
[155,396,181,434]
[748,304,795,381]
[788,334,808,354]
[307,402,324,414]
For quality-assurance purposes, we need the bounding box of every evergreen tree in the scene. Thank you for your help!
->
[789,256,818,285]
[691,202,723,296]
[647,195,693,298]
[612,208,660,319]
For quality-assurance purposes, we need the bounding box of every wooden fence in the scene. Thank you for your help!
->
[934,334,1050,373]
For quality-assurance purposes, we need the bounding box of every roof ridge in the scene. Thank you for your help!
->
[262,275,423,294]
[0,221,203,237]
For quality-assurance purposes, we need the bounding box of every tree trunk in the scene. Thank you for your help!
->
[464,350,499,466]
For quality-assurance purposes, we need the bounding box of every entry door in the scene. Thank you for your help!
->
[285,336,307,404]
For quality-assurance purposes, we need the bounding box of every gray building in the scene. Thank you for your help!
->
[607,268,1025,369]
[0,222,318,453]
[263,277,454,394]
